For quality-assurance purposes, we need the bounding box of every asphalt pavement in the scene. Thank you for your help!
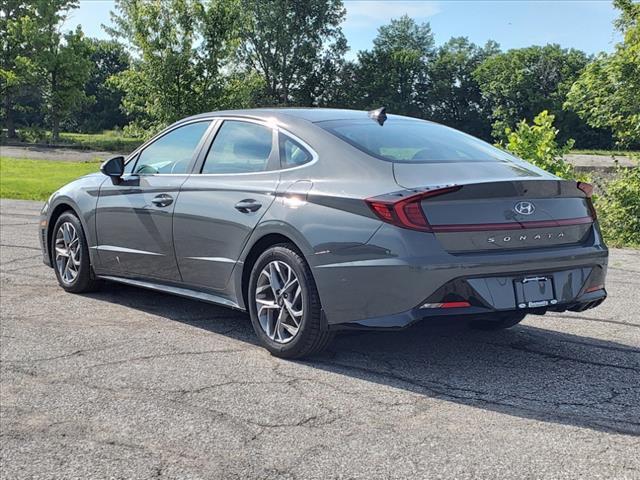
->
[1,199,639,479]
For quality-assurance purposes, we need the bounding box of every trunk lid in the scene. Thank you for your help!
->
[393,161,594,252]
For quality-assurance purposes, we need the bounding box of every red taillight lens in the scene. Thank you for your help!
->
[577,182,594,198]
[577,182,598,220]
[366,186,461,231]
[585,285,604,293]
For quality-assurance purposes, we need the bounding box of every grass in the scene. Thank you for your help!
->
[570,149,639,156]
[58,131,142,153]
[0,157,100,201]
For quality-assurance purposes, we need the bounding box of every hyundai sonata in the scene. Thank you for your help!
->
[39,108,608,358]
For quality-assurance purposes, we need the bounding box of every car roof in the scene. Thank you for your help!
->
[182,108,422,124]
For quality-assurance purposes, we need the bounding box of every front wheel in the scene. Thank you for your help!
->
[248,244,333,358]
[51,212,101,293]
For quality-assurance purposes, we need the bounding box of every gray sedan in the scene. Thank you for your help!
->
[39,108,608,358]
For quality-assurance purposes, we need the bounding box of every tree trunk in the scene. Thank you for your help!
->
[51,116,60,143]
[4,97,16,139]
[50,69,59,142]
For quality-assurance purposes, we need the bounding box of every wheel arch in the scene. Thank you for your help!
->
[47,203,78,264]
[239,231,313,310]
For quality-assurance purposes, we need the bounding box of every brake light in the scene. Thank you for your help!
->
[577,182,594,198]
[366,186,462,231]
[585,285,604,293]
[577,182,598,220]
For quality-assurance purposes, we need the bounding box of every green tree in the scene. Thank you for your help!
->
[76,39,130,132]
[473,44,610,147]
[26,0,93,142]
[425,37,499,140]
[351,15,434,116]
[1,1,41,138]
[373,14,435,54]
[565,0,640,147]
[238,0,347,105]
[108,0,249,135]
[501,110,576,179]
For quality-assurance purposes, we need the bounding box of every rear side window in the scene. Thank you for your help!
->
[202,121,274,174]
[279,134,313,168]
[319,119,515,163]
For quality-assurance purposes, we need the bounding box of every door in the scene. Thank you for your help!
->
[95,120,212,281]
[174,119,280,291]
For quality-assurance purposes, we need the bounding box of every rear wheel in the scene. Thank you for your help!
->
[51,212,101,293]
[469,313,526,331]
[248,244,333,358]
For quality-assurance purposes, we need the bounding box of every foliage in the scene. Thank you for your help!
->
[594,158,640,248]
[425,37,499,140]
[58,131,142,152]
[0,157,100,200]
[1,1,637,156]
[565,0,640,147]
[237,0,347,105]
[349,15,434,116]
[108,0,248,135]
[473,44,612,147]
[37,22,94,141]
[1,1,41,138]
[16,125,48,143]
[1,0,92,141]
[502,111,576,179]
[75,39,131,132]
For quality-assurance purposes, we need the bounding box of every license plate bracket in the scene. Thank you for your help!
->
[514,276,557,309]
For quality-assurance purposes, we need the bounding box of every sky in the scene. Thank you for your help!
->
[66,0,622,59]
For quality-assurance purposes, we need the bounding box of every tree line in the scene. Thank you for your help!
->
[1,0,638,148]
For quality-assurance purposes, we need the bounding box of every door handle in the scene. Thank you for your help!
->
[152,194,173,207]
[235,199,262,213]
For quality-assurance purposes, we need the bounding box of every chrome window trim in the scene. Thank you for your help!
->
[124,118,217,174]
[124,115,319,177]
[194,117,318,176]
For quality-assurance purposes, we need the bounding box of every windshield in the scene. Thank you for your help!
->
[319,119,516,163]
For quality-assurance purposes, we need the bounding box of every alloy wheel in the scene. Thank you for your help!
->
[255,260,304,344]
[54,221,81,285]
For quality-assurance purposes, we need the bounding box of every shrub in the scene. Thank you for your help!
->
[501,110,576,180]
[594,159,640,248]
[16,126,49,144]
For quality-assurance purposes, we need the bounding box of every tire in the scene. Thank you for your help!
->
[51,211,101,293]
[468,312,526,331]
[248,243,333,358]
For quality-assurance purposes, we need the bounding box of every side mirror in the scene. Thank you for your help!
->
[100,156,125,184]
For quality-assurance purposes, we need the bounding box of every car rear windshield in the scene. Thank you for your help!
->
[319,119,515,163]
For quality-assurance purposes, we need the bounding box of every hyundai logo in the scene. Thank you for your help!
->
[514,201,535,215]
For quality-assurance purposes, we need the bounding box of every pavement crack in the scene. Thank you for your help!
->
[87,348,245,369]
[0,243,41,251]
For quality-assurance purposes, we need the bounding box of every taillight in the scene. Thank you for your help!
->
[577,182,598,220]
[420,301,471,309]
[577,182,594,197]
[366,186,462,231]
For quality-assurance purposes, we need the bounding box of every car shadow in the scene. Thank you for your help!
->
[88,283,640,437]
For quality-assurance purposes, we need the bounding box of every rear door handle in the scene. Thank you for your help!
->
[235,199,262,213]
[152,194,173,207]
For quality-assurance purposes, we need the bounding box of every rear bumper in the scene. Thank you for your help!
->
[329,287,607,330]
[313,223,608,327]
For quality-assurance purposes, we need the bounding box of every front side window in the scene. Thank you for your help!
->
[201,121,274,174]
[134,121,211,174]
[280,134,313,168]
[320,119,516,164]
